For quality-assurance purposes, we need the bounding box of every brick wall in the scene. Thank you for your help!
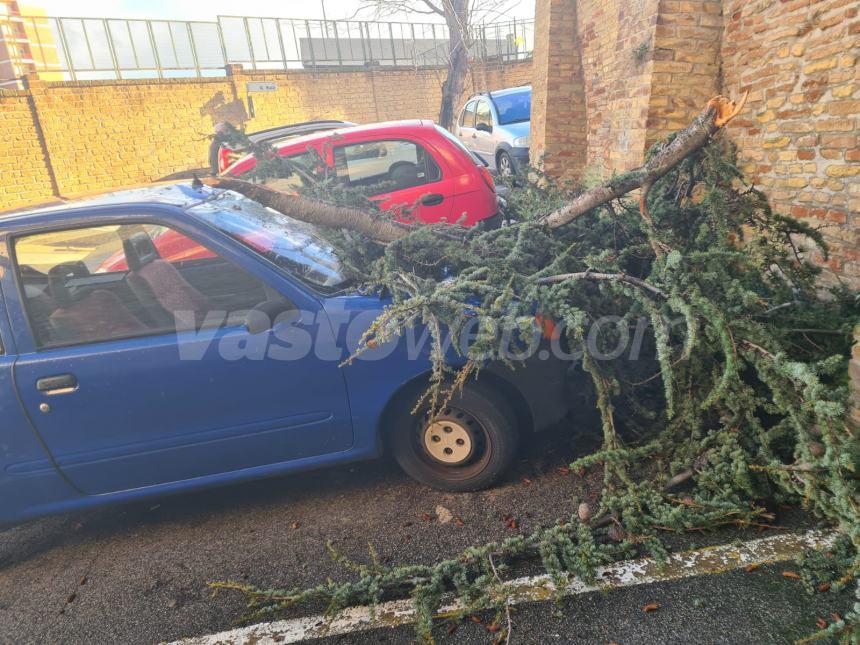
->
[532,0,721,177]
[721,0,860,286]
[646,0,723,149]
[0,60,531,212]
[0,89,55,206]
[578,0,661,174]
[530,0,587,178]
[531,0,858,288]
[23,75,238,198]
[531,0,661,179]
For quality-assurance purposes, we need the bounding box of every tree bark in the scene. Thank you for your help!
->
[540,94,747,229]
[200,177,409,243]
[438,0,470,130]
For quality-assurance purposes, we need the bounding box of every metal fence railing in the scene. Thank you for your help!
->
[0,14,533,85]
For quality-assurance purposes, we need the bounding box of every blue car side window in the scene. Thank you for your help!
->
[13,223,272,349]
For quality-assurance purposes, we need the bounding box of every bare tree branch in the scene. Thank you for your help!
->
[419,0,446,16]
[352,0,519,128]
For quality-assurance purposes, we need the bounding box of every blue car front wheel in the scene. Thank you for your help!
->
[390,382,518,492]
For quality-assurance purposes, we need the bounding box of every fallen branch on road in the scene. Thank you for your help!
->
[206,91,859,645]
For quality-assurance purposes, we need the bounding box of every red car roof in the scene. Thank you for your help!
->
[273,119,437,150]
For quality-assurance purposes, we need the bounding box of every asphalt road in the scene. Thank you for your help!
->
[0,423,852,645]
[314,562,854,644]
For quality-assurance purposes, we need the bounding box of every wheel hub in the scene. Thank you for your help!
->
[422,419,474,465]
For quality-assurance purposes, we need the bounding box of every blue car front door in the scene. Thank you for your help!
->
[4,214,353,495]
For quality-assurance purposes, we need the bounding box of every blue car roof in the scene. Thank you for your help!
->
[490,85,531,97]
[4,182,214,218]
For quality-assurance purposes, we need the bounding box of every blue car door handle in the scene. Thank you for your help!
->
[36,374,78,395]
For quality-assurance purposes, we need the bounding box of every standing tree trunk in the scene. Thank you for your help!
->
[438,0,470,130]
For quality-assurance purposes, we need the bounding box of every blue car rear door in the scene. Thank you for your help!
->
[3,208,353,495]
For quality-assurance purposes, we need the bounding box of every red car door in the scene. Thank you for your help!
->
[328,135,456,224]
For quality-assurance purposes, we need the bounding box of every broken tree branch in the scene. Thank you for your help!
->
[536,271,668,299]
[201,176,410,244]
[540,93,748,229]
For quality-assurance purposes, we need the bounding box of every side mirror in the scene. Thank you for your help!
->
[245,298,298,334]
[476,122,493,133]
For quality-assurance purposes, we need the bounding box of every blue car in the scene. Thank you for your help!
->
[0,183,568,526]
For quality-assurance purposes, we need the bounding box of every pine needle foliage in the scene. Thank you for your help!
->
[210,127,860,642]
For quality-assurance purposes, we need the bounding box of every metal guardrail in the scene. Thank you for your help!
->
[0,14,533,85]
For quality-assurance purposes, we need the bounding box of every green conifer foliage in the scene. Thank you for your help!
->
[209,126,859,643]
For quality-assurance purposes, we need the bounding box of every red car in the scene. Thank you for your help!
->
[224,120,500,227]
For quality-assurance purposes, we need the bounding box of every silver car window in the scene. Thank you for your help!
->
[460,100,477,128]
[476,100,492,128]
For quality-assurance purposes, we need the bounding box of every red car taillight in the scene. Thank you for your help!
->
[478,164,495,193]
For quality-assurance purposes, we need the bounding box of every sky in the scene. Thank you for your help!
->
[34,0,535,22]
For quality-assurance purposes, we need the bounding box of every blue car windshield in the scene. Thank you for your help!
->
[188,190,347,291]
[493,89,531,125]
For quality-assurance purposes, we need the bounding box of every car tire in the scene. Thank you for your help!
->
[497,150,517,177]
[389,382,519,492]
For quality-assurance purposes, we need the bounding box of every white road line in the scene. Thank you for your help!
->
[170,529,838,645]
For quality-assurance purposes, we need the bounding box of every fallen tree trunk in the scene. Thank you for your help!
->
[200,176,409,243]
[541,93,747,229]
[205,93,746,240]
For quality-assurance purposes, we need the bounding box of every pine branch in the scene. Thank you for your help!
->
[536,271,668,299]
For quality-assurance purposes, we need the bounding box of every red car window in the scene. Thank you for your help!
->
[98,228,214,272]
[227,123,498,227]
[332,139,441,194]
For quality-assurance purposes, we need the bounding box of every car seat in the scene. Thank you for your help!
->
[123,232,211,329]
[48,261,148,344]
[389,161,420,190]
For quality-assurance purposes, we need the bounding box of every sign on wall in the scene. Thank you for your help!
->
[246,81,278,93]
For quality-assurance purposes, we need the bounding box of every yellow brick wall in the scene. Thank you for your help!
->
[531,0,588,178]
[578,0,661,174]
[0,60,531,212]
[531,0,858,287]
[531,0,663,179]
[0,90,55,210]
[646,0,723,148]
[25,76,238,198]
[721,0,860,286]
